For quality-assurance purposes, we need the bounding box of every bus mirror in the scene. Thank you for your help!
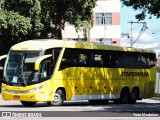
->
[34,55,52,70]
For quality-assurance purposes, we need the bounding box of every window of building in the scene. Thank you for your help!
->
[67,38,85,42]
[96,38,112,45]
[96,13,112,25]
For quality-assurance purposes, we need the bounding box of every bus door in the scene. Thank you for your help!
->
[35,55,53,101]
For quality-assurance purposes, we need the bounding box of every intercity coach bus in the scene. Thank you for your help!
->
[0,55,7,92]
[1,39,156,107]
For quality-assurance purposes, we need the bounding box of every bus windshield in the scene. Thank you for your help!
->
[3,51,41,86]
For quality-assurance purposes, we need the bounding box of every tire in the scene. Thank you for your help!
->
[119,88,130,104]
[129,90,138,104]
[21,101,36,107]
[47,89,65,106]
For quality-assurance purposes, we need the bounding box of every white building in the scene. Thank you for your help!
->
[62,0,120,46]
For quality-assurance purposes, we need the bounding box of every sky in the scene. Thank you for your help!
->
[120,3,160,52]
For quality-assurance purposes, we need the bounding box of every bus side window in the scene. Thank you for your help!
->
[93,53,103,67]
[77,50,92,67]
[78,54,87,65]
[146,53,156,68]
[60,48,77,70]
[136,55,147,68]
[123,53,136,68]
[110,53,123,68]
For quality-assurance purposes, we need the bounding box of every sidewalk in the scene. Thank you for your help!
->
[152,97,160,100]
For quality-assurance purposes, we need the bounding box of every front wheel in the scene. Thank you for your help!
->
[47,89,65,106]
[21,101,36,107]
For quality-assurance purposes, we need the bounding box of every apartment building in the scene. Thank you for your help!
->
[62,0,120,46]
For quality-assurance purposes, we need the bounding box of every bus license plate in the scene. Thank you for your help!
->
[13,95,20,99]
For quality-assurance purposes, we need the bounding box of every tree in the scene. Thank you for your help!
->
[0,0,97,54]
[121,0,160,20]
[0,9,32,54]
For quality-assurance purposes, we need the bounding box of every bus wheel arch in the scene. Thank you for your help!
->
[129,86,140,104]
[47,87,66,106]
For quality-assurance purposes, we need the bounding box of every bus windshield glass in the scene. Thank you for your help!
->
[3,51,41,86]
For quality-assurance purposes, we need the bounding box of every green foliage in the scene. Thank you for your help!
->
[0,0,97,54]
[0,9,32,54]
[0,10,31,36]
[121,0,160,20]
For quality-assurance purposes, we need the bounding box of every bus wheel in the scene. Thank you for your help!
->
[129,90,138,104]
[120,88,129,104]
[47,89,64,106]
[21,101,36,107]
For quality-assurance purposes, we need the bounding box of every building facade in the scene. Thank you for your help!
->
[62,0,120,46]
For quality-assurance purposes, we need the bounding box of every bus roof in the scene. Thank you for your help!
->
[10,39,155,53]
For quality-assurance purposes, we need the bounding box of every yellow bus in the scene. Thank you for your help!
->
[1,39,156,107]
[0,55,7,92]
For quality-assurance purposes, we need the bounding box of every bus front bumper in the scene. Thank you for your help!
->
[2,90,40,102]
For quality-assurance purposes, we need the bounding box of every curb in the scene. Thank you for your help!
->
[151,97,160,100]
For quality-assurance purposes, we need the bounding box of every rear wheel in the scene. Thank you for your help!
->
[47,89,65,106]
[21,101,36,107]
[129,90,138,104]
[120,88,130,104]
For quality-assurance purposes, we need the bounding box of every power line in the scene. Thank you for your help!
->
[132,23,147,46]
[127,21,147,47]
[147,28,160,34]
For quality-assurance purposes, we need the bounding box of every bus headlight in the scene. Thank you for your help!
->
[27,85,43,93]
[2,87,7,92]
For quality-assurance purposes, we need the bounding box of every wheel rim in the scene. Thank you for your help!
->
[54,93,60,103]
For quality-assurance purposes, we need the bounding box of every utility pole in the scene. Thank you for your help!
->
[127,21,147,47]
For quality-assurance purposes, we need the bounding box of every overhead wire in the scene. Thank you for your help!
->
[132,23,147,46]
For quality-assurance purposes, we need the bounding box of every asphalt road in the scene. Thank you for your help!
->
[0,96,160,120]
